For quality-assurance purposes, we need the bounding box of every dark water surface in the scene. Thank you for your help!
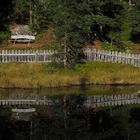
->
[0,85,140,140]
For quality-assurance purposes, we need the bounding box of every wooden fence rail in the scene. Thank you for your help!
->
[84,48,140,67]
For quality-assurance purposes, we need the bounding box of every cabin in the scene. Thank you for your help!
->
[10,24,36,44]
[11,35,35,44]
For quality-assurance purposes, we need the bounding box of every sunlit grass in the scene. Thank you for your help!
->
[0,62,139,88]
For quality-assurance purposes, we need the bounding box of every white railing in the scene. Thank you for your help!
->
[0,50,60,63]
[84,48,140,67]
[0,49,140,67]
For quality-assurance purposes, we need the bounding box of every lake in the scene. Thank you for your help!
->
[0,85,140,140]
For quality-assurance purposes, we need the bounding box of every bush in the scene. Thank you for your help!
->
[42,42,57,50]
[0,32,10,44]
[101,41,121,51]
[101,41,131,52]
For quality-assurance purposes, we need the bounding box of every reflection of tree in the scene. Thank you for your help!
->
[111,107,130,140]
[26,104,140,140]
[0,97,140,140]
[28,97,140,140]
[129,107,140,140]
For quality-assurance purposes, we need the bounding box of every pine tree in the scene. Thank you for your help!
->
[0,0,13,30]
[131,0,140,41]
[12,0,29,24]
[48,0,92,67]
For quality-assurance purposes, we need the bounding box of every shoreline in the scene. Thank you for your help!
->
[0,83,140,89]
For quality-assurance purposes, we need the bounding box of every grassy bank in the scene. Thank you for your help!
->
[0,62,140,88]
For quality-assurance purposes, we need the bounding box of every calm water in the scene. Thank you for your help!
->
[0,85,140,140]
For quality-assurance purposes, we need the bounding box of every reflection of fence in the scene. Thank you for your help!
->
[0,50,61,63]
[84,94,140,108]
[84,48,140,67]
[0,96,55,105]
[0,99,52,105]
[0,94,139,107]
[0,99,54,106]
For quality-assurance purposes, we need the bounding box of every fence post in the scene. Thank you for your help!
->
[35,51,38,62]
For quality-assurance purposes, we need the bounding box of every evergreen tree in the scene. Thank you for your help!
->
[131,0,140,41]
[12,0,29,24]
[32,0,49,31]
[0,0,13,30]
[48,0,92,67]
[0,0,13,43]
[1,0,140,51]
[12,0,49,30]
[107,1,132,47]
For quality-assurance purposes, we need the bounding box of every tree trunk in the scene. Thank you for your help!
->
[100,25,103,37]
[64,32,67,68]
[30,0,33,25]
[63,96,67,129]
[110,38,113,46]
[129,0,132,6]
[64,0,68,68]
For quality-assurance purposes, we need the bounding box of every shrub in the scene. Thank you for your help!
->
[101,41,132,52]
[0,32,10,44]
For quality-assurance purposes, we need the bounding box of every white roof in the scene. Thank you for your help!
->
[11,35,35,40]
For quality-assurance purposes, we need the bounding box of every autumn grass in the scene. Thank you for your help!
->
[0,62,140,88]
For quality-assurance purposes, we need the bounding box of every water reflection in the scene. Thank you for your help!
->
[0,85,139,96]
[0,86,140,140]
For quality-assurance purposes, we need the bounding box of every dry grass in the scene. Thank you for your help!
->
[131,43,140,53]
[0,62,139,88]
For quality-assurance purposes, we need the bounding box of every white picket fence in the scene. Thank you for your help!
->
[0,50,59,63]
[84,48,140,67]
[0,49,140,67]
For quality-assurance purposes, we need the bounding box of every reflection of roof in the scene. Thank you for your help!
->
[12,112,35,121]
[11,108,36,121]
[12,108,36,113]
